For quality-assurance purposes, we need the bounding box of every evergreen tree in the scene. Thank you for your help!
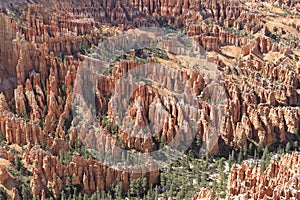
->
[286,142,291,153]
[115,182,123,199]
[91,192,98,200]
[248,143,253,155]
[127,190,131,199]
[146,185,154,199]
[129,179,138,197]
[262,146,268,160]
[294,141,298,151]
[72,187,77,200]
[107,192,112,200]
[176,189,185,199]
[204,151,210,169]
[221,172,227,187]
[228,154,233,169]
[101,191,106,199]
[59,150,64,164]
[142,175,147,194]
[78,193,83,200]
[20,185,32,200]
[14,155,23,171]
[61,191,66,200]
[254,149,257,161]
[160,136,165,148]
[65,177,71,196]
[206,151,210,161]
[0,187,7,200]
[0,129,4,143]
[231,150,235,161]
[261,160,267,171]
[261,146,269,171]
[243,143,248,157]
[257,142,263,157]
[218,158,225,172]
[83,194,89,200]
[195,134,201,148]
[160,173,166,189]
[166,184,174,199]
[238,151,243,164]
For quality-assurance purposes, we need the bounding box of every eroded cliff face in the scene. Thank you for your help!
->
[228,152,300,199]
[0,0,299,199]
[25,145,159,198]
[193,152,300,200]
[0,13,19,100]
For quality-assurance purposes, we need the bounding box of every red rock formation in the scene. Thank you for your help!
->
[0,0,299,198]
[0,148,15,163]
[228,152,300,199]
[0,14,19,100]
[25,145,159,197]
[0,165,11,184]
[193,188,212,200]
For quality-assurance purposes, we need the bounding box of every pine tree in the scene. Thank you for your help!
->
[263,146,269,157]
[286,142,291,153]
[206,151,210,161]
[238,151,243,164]
[230,150,236,167]
[0,187,7,200]
[0,129,4,143]
[278,148,284,155]
[243,143,248,157]
[20,185,32,200]
[130,179,139,197]
[294,141,298,151]
[154,186,159,200]
[261,160,267,171]
[204,151,210,169]
[61,191,66,200]
[254,149,257,160]
[127,192,130,200]
[231,150,235,160]
[261,146,269,171]
[228,153,233,169]
[78,193,83,200]
[142,175,147,194]
[107,192,113,200]
[101,191,106,199]
[258,142,263,157]
[177,190,185,199]
[146,185,154,199]
[196,134,201,147]
[72,187,77,200]
[160,173,166,190]
[91,192,98,200]
[116,182,123,199]
[166,184,174,199]
[84,193,90,200]
[65,177,71,196]
[218,158,225,172]
[59,150,64,164]
[160,136,165,148]
[248,143,253,155]
[15,155,22,171]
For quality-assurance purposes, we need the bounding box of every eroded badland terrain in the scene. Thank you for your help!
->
[0,0,299,199]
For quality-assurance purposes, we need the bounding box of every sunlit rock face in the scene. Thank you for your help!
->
[0,0,299,198]
[228,152,300,200]
[0,13,19,100]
